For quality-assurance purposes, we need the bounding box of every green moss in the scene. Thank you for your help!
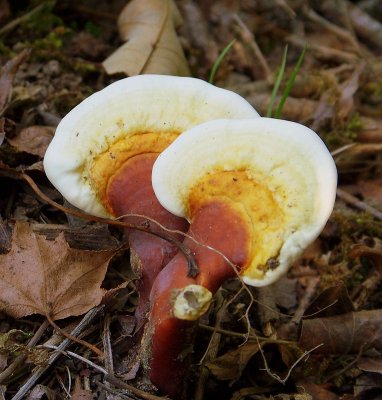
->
[84,21,102,38]
[344,112,363,140]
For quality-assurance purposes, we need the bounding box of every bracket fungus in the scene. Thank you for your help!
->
[43,75,259,332]
[146,117,337,397]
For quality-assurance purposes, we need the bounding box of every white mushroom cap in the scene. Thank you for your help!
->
[152,118,337,287]
[43,75,259,218]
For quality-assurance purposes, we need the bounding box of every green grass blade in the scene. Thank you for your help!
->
[209,39,236,84]
[274,44,307,119]
[266,45,288,117]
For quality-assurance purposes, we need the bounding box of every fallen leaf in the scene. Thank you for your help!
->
[304,282,354,319]
[357,357,382,374]
[0,49,30,116]
[206,342,260,381]
[7,125,55,157]
[356,179,382,205]
[0,221,115,320]
[353,374,382,398]
[103,0,190,76]
[299,310,382,354]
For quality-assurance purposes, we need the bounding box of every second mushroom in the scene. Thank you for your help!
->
[144,117,337,397]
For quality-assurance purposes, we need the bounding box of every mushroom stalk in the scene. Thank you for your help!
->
[143,200,251,398]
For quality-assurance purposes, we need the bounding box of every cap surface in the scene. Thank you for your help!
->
[43,75,259,217]
[152,118,337,286]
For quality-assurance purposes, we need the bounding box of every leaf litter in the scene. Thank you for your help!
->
[0,221,115,320]
[1,0,382,399]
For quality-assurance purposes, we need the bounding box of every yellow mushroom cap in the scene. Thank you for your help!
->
[43,75,259,217]
[152,118,337,287]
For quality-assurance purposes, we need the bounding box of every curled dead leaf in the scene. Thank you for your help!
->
[206,342,260,381]
[103,0,190,76]
[0,221,116,320]
[304,282,354,319]
[299,309,382,354]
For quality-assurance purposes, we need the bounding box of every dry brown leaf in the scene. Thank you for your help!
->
[0,221,115,320]
[7,125,55,157]
[206,342,260,381]
[304,282,354,319]
[357,357,382,374]
[103,0,190,76]
[299,309,382,354]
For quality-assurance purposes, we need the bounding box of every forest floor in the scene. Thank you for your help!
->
[1,1,382,399]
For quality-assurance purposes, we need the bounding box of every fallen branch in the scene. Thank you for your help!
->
[337,187,382,221]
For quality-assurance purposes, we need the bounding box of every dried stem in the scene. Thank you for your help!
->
[233,14,273,84]
[337,187,382,221]
[46,314,104,358]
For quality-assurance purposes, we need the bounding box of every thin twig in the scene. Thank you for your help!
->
[95,381,135,399]
[0,3,48,36]
[198,324,294,345]
[337,187,382,221]
[46,314,104,358]
[233,14,273,84]
[287,35,358,64]
[102,314,114,374]
[40,345,108,375]
[331,143,356,156]
[303,6,361,53]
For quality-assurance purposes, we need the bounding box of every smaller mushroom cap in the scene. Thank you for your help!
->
[43,75,259,217]
[152,118,337,286]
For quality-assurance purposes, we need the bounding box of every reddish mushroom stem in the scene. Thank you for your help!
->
[106,154,189,331]
[143,200,251,398]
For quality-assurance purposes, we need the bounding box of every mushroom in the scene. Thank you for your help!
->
[146,117,337,397]
[43,75,259,333]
